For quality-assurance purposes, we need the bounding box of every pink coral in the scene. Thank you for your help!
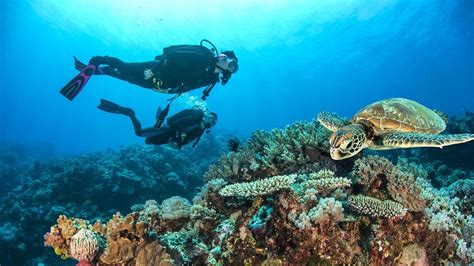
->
[70,228,102,264]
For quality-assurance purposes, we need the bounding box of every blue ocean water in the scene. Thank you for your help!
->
[1,1,474,265]
[1,0,473,154]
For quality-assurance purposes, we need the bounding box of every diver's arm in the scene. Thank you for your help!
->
[192,129,206,148]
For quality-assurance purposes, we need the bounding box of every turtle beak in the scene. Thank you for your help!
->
[330,148,353,160]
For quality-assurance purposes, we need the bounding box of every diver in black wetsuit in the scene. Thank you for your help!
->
[97,99,217,149]
[74,40,238,100]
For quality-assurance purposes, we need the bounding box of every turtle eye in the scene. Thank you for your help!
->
[341,140,353,150]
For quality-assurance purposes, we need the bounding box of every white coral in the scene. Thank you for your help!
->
[70,228,102,262]
[219,174,296,197]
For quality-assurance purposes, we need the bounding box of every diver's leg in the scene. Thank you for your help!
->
[127,115,161,137]
[89,56,125,68]
[98,99,155,137]
[91,57,157,88]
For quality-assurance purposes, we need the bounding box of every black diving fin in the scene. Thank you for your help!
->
[153,93,181,128]
[155,107,163,121]
[97,99,134,116]
[60,57,97,101]
[154,105,170,129]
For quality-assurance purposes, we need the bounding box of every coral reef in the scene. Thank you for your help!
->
[0,135,227,265]
[3,114,474,265]
[204,118,356,184]
[44,213,174,265]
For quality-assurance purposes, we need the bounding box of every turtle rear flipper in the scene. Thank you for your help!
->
[379,132,474,149]
[317,112,349,132]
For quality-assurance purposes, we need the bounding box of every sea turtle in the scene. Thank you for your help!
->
[318,98,474,160]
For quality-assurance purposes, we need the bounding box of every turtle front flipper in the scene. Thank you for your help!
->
[317,112,349,132]
[377,132,474,149]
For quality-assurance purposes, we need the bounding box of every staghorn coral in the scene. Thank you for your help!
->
[348,195,407,218]
[219,174,296,197]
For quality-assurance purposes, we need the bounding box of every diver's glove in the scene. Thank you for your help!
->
[144,69,154,80]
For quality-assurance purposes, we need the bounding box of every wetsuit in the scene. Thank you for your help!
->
[91,45,219,94]
[145,108,207,148]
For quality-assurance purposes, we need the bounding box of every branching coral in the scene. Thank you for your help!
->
[219,174,296,197]
[348,195,407,218]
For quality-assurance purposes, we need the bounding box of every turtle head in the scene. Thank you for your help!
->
[329,124,367,160]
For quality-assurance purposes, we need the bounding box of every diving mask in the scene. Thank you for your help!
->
[218,53,239,74]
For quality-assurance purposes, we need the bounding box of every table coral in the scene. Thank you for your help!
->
[348,195,407,218]
[219,174,296,197]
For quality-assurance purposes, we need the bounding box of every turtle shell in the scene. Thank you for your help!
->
[352,98,446,135]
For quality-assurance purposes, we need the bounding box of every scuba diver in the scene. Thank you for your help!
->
[97,99,217,149]
[60,39,239,102]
